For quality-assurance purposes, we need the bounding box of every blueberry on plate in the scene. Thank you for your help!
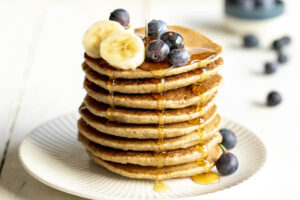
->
[160,31,184,50]
[109,9,130,27]
[277,52,288,64]
[220,129,237,150]
[264,61,278,74]
[146,40,170,62]
[147,20,168,38]
[216,151,239,176]
[243,34,259,47]
[267,91,282,106]
[168,48,190,67]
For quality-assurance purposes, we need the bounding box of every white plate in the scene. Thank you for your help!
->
[19,114,266,200]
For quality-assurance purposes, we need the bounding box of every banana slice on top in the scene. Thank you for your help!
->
[100,31,145,70]
[82,20,124,59]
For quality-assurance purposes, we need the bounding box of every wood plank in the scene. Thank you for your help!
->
[0,0,45,168]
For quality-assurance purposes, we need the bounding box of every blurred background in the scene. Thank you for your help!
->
[0,0,299,199]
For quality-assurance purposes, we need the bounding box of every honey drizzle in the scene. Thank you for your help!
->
[156,78,166,93]
[153,73,169,192]
[192,172,220,185]
[153,172,170,193]
[190,65,220,184]
[106,72,115,121]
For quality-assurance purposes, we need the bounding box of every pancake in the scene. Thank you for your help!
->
[79,106,217,139]
[84,73,223,110]
[82,58,223,94]
[78,114,221,151]
[79,132,222,167]
[85,25,222,79]
[83,95,216,124]
[88,144,221,180]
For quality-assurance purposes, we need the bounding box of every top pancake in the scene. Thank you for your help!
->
[84,25,222,79]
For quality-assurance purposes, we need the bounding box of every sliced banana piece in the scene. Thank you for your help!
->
[82,20,124,59]
[100,31,145,70]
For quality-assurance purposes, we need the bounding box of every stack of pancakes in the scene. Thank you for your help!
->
[78,26,224,180]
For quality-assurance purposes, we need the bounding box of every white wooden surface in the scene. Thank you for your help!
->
[0,0,299,199]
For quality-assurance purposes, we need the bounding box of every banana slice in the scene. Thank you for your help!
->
[100,31,145,70]
[82,20,124,59]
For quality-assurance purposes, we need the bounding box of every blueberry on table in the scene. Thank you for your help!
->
[160,31,184,50]
[220,129,237,150]
[272,39,283,50]
[109,9,130,27]
[281,36,291,46]
[146,40,170,62]
[243,34,259,48]
[168,48,190,67]
[216,150,239,176]
[147,20,168,38]
[267,91,282,106]
[277,52,288,64]
[272,36,291,50]
[264,61,278,74]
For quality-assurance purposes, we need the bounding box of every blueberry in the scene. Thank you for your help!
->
[109,9,130,27]
[272,39,283,50]
[146,40,170,62]
[216,152,239,175]
[272,36,291,50]
[281,36,291,46]
[277,52,288,64]
[264,62,278,74]
[243,34,259,47]
[147,20,168,38]
[168,48,190,67]
[220,129,237,150]
[267,91,282,106]
[160,31,184,50]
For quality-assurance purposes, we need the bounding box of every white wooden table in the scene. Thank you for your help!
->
[1,0,299,199]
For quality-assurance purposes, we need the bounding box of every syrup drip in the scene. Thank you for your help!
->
[196,158,211,173]
[106,77,116,121]
[196,101,206,117]
[157,111,165,152]
[106,107,114,121]
[195,144,208,158]
[154,84,168,191]
[188,117,207,143]
[152,93,166,110]
[192,136,219,185]
[197,128,207,144]
[191,172,220,185]
[156,78,166,93]
[153,172,170,193]
[188,117,206,125]
[194,67,208,82]
[107,79,116,107]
